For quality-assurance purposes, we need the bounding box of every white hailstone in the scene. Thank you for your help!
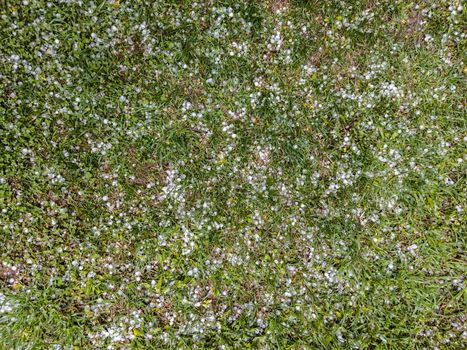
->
[444,178,454,186]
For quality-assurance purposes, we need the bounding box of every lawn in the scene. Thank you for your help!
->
[0,0,466,348]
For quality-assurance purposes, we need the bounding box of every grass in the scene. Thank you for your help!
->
[0,0,466,348]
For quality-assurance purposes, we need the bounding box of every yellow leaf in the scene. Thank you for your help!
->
[133,328,143,337]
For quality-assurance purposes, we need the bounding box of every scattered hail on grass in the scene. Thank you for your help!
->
[0,0,466,349]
